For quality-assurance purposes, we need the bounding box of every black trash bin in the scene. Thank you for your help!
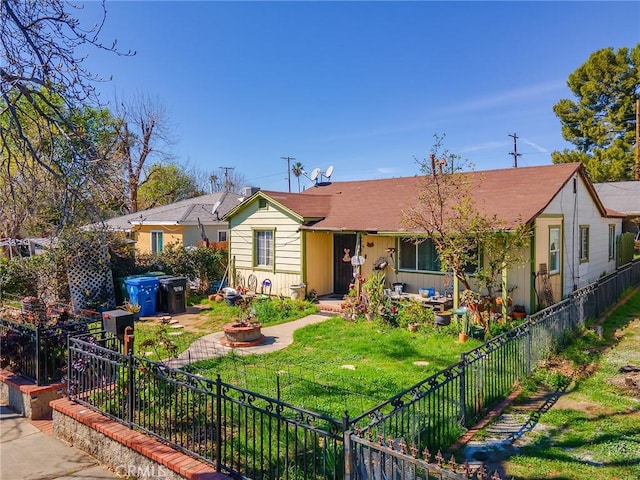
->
[159,276,188,314]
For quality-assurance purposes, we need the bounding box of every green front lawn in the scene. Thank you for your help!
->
[188,317,482,417]
[134,296,319,360]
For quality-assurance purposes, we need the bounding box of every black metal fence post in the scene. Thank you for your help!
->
[35,325,41,385]
[459,352,466,428]
[127,351,134,426]
[343,411,351,480]
[67,333,71,396]
[216,374,222,472]
[526,317,532,375]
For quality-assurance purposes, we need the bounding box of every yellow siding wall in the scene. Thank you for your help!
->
[359,234,395,278]
[358,234,531,307]
[135,225,184,254]
[229,199,303,296]
[534,216,563,304]
[304,231,333,295]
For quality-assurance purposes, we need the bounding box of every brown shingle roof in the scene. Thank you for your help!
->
[256,190,332,220]
[293,162,592,232]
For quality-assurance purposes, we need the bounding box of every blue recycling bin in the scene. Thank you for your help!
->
[125,277,160,317]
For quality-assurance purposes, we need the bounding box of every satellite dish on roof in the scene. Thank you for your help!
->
[325,165,334,179]
[310,168,321,181]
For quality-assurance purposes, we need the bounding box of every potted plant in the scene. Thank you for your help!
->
[512,305,527,319]
[221,297,265,347]
[460,289,483,316]
[456,310,469,342]
[121,300,141,321]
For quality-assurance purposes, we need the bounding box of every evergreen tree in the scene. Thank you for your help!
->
[552,44,640,182]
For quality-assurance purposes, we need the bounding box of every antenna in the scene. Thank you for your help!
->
[325,165,334,179]
[310,168,321,181]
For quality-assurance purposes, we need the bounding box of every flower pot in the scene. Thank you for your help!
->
[512,311,526,319]
[435,312,451,326]
[458,332,468,343]
[221,322,265,347]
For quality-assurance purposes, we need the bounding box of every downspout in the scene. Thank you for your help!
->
[300,229,307,287]
[355,232,363,298]
[529,222,536,312]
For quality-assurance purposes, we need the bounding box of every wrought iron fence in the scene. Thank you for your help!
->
[0,314,101,385]
[68,332,345,480]
[63,259,640,479]
[348,433,496,480]
[348,259,640,457]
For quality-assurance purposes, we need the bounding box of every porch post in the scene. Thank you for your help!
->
[501,265,508,320]
[453,275,459,309]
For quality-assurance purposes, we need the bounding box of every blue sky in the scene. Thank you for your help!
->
[78,1,640,191]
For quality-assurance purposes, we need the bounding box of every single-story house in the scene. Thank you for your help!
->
[224,163,625,313]
[95,191,242,254]
[594,181,640,237]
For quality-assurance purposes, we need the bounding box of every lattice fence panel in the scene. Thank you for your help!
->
[67,244,115,313]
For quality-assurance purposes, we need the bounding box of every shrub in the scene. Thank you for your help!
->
[132,244,226,293]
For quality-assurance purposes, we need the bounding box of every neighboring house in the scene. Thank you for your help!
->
[224,163,624,313]
[97,191,242,254]
[594,181,640,237]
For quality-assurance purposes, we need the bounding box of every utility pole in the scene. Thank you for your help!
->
[220,166,234,192]
[281,156,295,192]
[635,99,639,181]
[508,133,521,168]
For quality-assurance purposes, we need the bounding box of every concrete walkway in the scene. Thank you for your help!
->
[0,404,119,479]
[166,312,333,368]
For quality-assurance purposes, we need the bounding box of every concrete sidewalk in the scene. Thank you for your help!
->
[0,404,119,480]
[166,311,334,368]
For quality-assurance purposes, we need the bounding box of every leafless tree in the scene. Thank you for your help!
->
[207,168,248,194]
[113,93,175,213]
[0,0,133,233]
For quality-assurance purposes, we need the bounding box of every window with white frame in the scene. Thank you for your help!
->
[151,231,164,254]
[608,224,615,260]
[255,230,273,267]
[218,230,228,242]
[579,225,589,263]
[549,226,560,274]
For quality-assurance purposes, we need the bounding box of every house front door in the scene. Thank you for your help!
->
[333,234,357,294]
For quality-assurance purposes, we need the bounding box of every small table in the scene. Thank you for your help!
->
[420,297,453,312]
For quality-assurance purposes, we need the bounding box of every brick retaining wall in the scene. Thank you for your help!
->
[0,369,64,419]
[51,398,229,480]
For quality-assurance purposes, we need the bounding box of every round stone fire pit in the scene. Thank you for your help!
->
[220,322,265,347]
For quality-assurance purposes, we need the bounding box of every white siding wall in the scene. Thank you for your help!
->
[543,174,620,296]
